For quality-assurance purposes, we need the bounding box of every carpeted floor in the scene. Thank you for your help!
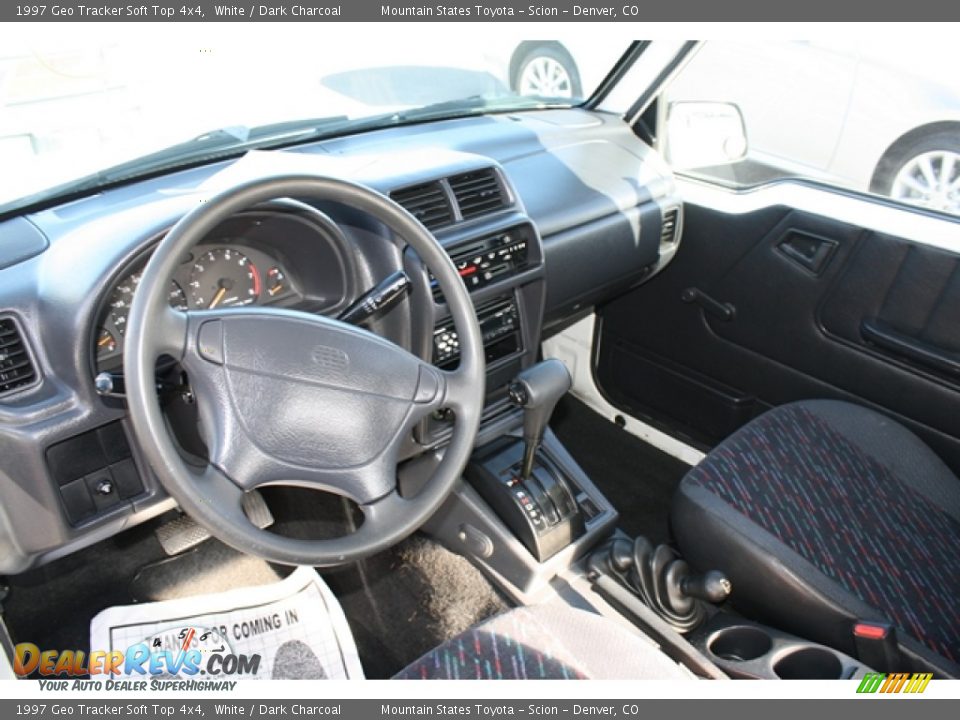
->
[550,394,692,545]
[3,519,174,658]
[321,536,507,678]
[3,488,506,680]
[260,487,509,678]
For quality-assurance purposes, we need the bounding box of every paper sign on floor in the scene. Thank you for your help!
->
[90,566,364,680]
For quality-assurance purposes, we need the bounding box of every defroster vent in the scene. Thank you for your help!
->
[0,317,37,397]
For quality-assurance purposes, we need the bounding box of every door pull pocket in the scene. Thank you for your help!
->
[861,318,960,378]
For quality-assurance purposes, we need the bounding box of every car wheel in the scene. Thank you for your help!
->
[514,45,582,99]
[872,131,960,214]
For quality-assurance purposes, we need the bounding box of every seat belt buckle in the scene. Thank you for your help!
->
[853,620,900,671]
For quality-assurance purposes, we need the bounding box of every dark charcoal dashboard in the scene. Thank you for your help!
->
[0,108,682,573]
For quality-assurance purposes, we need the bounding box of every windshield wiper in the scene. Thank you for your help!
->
[377,94,567,125]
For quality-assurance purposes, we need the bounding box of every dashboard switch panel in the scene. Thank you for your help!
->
[430,227,532,301]
[46,421,144,525]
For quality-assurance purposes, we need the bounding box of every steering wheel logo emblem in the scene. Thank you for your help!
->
[310,345,349,369]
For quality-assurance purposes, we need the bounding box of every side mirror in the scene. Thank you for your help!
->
[665,101,747,171]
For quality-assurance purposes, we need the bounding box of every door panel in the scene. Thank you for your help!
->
[595,199,960,475]
[820,236,960,364]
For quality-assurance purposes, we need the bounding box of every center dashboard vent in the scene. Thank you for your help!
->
[390,181,454,231]
[0,316,37,397]
[449,169,507,220]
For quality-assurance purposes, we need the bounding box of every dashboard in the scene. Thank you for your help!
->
[0,108,682,573]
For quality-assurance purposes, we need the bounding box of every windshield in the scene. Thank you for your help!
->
[0,34,629,213]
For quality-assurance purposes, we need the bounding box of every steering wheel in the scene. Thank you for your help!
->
[124,175,485,566]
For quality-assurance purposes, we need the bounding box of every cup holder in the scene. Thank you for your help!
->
[774,647,844,679]
[708,626,773,662]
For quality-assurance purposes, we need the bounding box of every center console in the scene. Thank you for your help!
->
[400,194,619,598]
[404,215,546,450]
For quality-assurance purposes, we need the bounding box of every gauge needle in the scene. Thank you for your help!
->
[209,286,227,309]
[98,334,113,347]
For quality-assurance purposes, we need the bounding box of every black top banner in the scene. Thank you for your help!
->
[2,0,958,21]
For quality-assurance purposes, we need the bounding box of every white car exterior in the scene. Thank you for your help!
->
[665,41,960,213]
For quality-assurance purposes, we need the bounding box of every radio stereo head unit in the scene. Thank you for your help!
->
[433,297,520,369]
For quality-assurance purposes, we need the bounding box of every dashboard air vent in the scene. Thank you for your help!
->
[390,182,454,231]
[0,317,37,397]
[449,169,506,220]
[661,208,680,245]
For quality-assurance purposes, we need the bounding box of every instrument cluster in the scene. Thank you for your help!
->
[95,242,296,370]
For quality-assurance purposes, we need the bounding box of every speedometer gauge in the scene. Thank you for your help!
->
[188,248,261,309]
[108,272,189,336]
[168,280,188,311]
[107,272,141,337]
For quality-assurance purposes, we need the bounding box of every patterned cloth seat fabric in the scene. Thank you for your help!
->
[672,399,960,674]
[394,604,692,680]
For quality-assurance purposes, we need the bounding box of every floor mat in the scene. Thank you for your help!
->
[91,566,363,680]
[551,394,691,544]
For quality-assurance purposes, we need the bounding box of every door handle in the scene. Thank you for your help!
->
[681,287,736,321]
[777,231,838,274]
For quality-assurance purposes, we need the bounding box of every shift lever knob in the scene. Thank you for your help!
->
[508,359,572,478]
[680,570,732,604]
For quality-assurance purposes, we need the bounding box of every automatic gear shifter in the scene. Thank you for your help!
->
[507,359,572,479]
[465,360,583,561]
